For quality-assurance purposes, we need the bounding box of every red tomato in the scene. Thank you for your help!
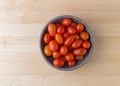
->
[80,31,89,40]
[67,26,76,35]
[43,33,51,44]
[52,51,61,59]
[65,52,74,61]
[64,36,74,47]
[62,18,72,26]
[68,60,76,67]
[60,46,68,55]
[73,48,87,56]
[82,41,91,49]
[48,23,56,37]
[53,59,64,67]
[63,32,69,40]
[76,23,84,33]
[71,22,77,27]
[73,34,80,40]
[57,26,65,34]
[44,45,52,56]
[75,55,83,61]
[55,34,63,45]
[49,40,58,52]
[72,39,82,48]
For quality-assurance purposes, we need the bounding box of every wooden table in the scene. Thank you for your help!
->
[0,0,120,86]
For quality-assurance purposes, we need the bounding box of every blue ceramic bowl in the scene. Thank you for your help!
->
[40,15,94,71]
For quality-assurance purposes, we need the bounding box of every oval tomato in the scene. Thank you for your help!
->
[76,23,84,33]
[48,23,56,37]
[65,52,74,61]
[75,55,83,61]
[64,36,74,47]
[43,33,51,44]
[53,59,64,67]
[63,32,69,40]
[52,51,61,59]
[73,48,87,56]
[60,46,68,55]
[68,60,76,67]
[82,41,91,49]
[49,40,58,52]
[57,26,65,34]
[44,45,52,56]
[55,34,63,45]
[72,39,82,48]
[62,18,72,26]
[73,34,80,40]
[67,26,76,35]
[80,31,89,40]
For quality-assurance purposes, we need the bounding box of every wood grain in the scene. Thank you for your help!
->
[0,0,120,86]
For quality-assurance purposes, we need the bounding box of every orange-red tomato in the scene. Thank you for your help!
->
[75,55,83,61]
[65,53,74,61]
[52,51,61,59]
[82,41,91,49]
[80,31,89,40]
[64,36,74,47]
[60,46,68,55]
[68,60,76,67]
[48,23,56,37]
[57,26,65,34]
[62,18,72,26]
[43,33,51,44]
[76,23,84,33]
[67,26,76,35]
[63,32,69,40]
[71,22,77,27]
[44,45,52,56]
[73,48,87,56]
[72,39,82,48]
[49,40,58,52]
[53,59,64,67]
[73,34,80,40]
[55,34,63,45]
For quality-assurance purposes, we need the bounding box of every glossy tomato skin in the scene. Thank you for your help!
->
[73,48,87,56]
[67,26,76,35]
[65,53,74,61]
[60,46,68,55]
[72,39,82,48]
[48,23,56,37]
[55,34,63,45]
[75,55,83,61]
[43,33,51,44]
[76,23,84,33]
[62,18,72,26]
[52,51,61,59]
[53,59,64,67]
[64,36,74,47]
[49,40,58,52]
[80,31,89,40]
[44,45,52,56]
[82,41,91,49]
[57,26,65,34]
[68,60,76,67]
[63,32,69,40]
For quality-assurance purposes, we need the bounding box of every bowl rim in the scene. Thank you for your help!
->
[39,15,94,71]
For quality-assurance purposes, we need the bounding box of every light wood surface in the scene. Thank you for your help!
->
[0,0,120,86]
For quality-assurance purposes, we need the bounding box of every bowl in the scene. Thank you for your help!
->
[39,15,94,71]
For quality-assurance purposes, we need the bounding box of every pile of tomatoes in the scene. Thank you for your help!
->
[43,18,91,67]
